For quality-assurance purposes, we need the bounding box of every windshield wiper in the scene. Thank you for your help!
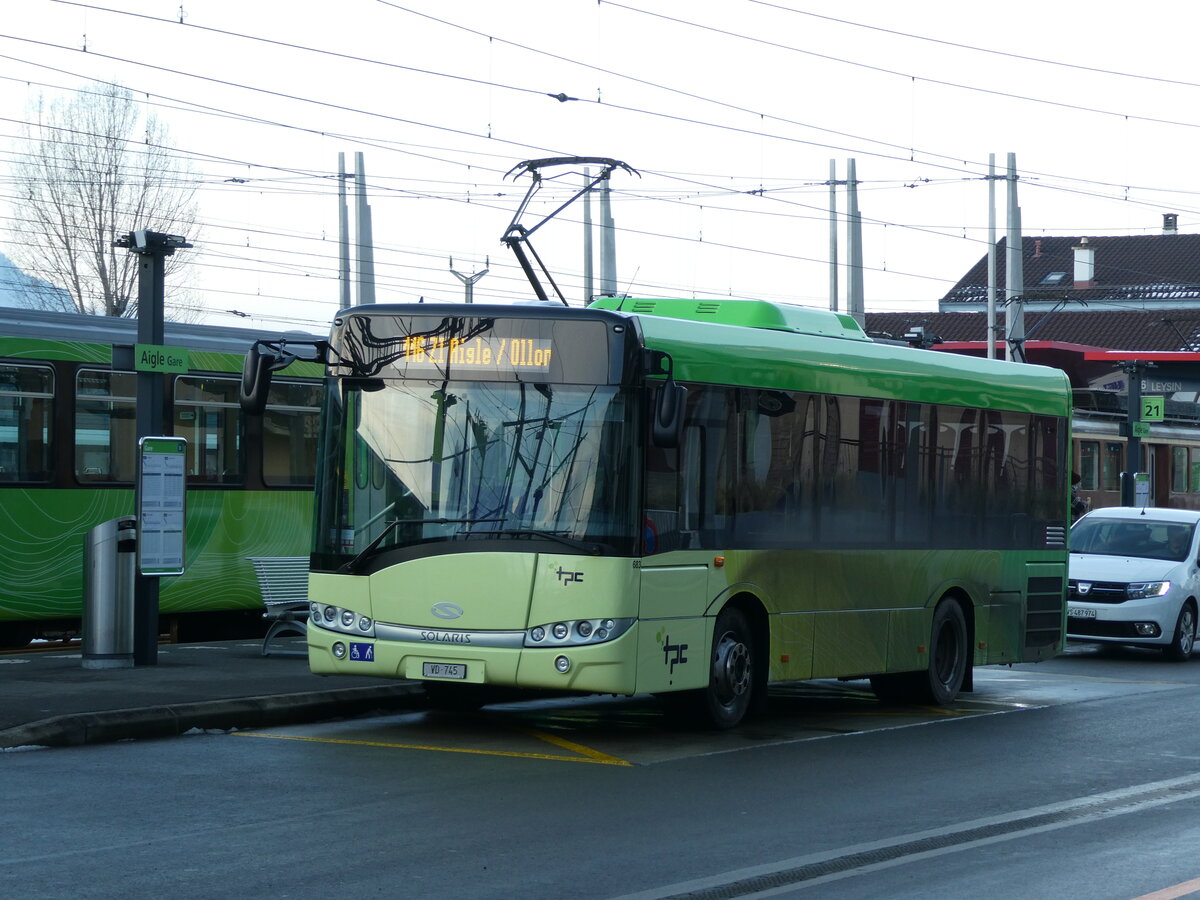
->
[339,517,503,573]
[489,528,606,556]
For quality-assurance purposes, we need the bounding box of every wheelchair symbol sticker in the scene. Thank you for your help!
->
[349,642,374,662]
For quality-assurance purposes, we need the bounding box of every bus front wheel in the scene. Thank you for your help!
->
[701,606,755,729]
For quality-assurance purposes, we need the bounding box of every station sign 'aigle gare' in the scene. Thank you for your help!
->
[134,344,190,374]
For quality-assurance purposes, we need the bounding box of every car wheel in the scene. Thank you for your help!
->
[1164,602,1197,662]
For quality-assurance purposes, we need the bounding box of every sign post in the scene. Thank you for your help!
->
[115,230,191,665]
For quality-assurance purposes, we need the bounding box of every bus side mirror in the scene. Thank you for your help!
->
[645,350,686,448]
[240,343,274,415]
[653,381,687,448]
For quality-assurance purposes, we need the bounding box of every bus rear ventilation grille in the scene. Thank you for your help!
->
[1025,575,1064,649]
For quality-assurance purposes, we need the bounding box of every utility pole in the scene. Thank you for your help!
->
[987,153,997,359]
[600,178,617,297]
[114,229,191,666]
[337,152,351,309]
[1005,152,1024,362]
[354,151,375,305]
[449,256,488,303]
[1121,361,1145,506]
[828,159,839,313]
[583,168,594,305]
[846,158,864,327]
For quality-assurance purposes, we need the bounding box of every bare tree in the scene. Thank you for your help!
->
[7,81,199,317]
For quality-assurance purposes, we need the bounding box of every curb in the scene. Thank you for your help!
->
[0,683,427,749]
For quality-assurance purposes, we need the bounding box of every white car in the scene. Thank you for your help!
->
[1068,506,1200,660]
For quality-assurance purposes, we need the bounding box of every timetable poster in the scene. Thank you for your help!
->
[137,437,187,576]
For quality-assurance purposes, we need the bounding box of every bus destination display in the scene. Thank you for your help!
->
[399,334,552,373]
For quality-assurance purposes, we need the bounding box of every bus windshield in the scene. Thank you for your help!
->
[313,379,639,568]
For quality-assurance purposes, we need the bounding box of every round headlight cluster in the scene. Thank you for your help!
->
[524,617,633,648]
[310,602,375,638]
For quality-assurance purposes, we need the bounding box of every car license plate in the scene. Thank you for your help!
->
[423,662,467,680]
[1068,607,1097,619]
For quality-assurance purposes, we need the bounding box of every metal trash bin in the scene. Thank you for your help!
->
[82,516,137,669]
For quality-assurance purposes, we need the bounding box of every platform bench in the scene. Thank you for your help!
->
[248,556,310,657]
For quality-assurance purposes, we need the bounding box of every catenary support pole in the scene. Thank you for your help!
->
[828,159,839,313]
[987,153,997,360]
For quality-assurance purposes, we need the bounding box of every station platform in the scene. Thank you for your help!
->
[0,638,425,750]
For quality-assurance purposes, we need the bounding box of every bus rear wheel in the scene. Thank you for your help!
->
[701,606,755,729]
[870,598,967,707]
[920,598,968,705]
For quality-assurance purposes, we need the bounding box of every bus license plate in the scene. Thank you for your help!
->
[423,662,467,680]
[1068,607,1097,619]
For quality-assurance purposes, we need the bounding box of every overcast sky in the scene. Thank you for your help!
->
[2,0,1198,332]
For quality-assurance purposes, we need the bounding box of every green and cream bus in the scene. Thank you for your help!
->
[245,297,1070,728]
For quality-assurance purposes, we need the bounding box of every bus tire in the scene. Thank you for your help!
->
[920,598,968,706]
[701,606,755,729]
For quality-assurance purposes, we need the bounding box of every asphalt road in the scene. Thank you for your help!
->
[4,642,1200,900]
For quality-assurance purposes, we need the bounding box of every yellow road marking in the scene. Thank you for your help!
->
[233,728,632,766]
[515,727,632,765]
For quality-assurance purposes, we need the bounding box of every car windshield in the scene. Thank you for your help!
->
[1070,517,1195,562]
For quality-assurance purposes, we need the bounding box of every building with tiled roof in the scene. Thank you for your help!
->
[864,308,1200,356]
[939,225,1200,312]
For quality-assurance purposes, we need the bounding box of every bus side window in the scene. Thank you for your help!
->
[643,419,679,555]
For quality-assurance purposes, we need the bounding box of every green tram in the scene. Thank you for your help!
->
[255,297,1070,728]
[0,308,321,647]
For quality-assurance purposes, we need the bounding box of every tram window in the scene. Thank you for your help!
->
[1078,441,1099,490]
[0,363,53,482]
[75,369,136,483]
[1102,442,1122,491]
[174,376,242,483]
[1192,449,1200,493]
[1172,446,1189,493]
[262,380,320,486]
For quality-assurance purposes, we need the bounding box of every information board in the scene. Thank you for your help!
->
[137,436,187,576]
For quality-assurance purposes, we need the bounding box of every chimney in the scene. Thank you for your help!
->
[1073,237,1095,288]
[1164,213,1179,234]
